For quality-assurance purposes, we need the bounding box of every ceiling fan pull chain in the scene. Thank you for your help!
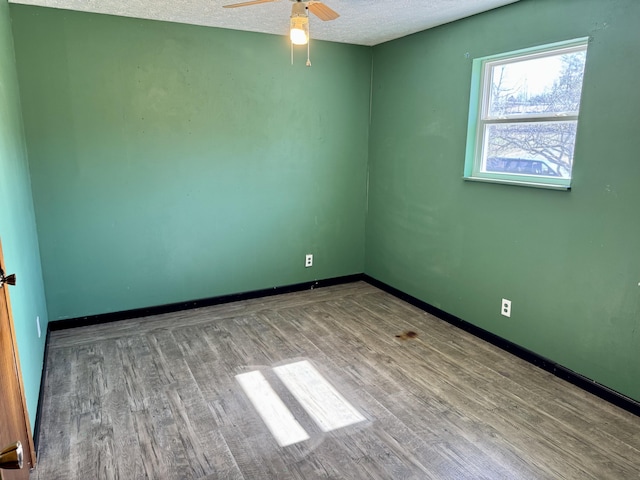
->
[306,35,311,67]
[291,40,294,65]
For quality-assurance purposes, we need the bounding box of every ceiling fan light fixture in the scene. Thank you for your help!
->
[290,20,308,45]
[290,3,309,45]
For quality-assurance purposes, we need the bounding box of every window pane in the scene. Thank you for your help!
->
[487,50,586,118]
[482,122,577,179]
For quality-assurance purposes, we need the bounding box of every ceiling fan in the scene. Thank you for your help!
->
[223,0,340,48]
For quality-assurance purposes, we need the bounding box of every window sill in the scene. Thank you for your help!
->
[463,176,571,191]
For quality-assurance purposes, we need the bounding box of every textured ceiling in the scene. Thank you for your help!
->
[8,0,520,46]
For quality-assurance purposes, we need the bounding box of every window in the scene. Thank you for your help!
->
[464,38,588,189]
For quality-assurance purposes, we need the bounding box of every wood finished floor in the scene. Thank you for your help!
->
[32,282,640,479]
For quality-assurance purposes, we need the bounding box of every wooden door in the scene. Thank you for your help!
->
[0,240,35,479]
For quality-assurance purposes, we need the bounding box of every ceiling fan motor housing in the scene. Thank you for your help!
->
[291,2,307,17]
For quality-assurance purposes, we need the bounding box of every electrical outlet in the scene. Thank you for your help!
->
[305,254,313,268]
[501,299,511,318]
[36,315,41,338]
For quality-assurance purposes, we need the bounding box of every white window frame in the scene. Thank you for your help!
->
[463,38,589,190]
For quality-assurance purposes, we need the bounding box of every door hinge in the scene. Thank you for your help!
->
[0,268,16,288]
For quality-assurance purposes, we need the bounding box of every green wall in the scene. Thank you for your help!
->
[0,0,48,430]
[8,0,640,415]
[10,6,370,321]
[367,0,640,402]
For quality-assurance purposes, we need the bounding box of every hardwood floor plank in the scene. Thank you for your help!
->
[132,405,174,479]
[31,391,72,480]
[70,410,113,480]
[33,282,640,479]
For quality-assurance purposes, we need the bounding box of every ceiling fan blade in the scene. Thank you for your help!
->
[308,2,340,21]
[223,0,279,8]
